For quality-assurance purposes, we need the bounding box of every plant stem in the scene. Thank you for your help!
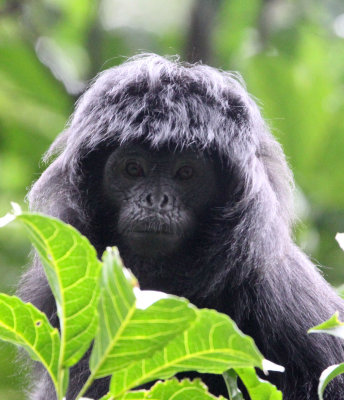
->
[75,373,96,400]
[57,368,68,400]
[223,369,244,400]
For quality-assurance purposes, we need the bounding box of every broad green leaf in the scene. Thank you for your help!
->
[145,378,226,399]
[0,294,61,389]
[118,379,226,400]
[308,312,344,339]
[110,309,264,396]
[317,363,344,400]
[309,313,344,399]
[235,368,282,400]
[1,207,102,367]
[119,393,147,400]
[89,248,197,378]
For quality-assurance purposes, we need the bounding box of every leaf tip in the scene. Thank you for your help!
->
[335,233,344,251]
[0,203,22,227]
[262,359,285,374]
[11,202,22,215]
[134,288,170,310]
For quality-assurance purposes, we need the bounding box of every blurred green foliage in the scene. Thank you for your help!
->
[0,0,343,398]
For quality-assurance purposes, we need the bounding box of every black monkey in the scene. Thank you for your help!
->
[18,54,344,399]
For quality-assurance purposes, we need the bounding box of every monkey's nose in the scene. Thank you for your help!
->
[144,193,172,211]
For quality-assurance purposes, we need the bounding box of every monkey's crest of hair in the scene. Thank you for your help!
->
[30,53,294,238]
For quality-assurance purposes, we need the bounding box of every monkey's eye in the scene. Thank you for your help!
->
[176,166,194,180]
[125,161,144,177]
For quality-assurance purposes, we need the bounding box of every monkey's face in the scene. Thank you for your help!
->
[101,144,222,258]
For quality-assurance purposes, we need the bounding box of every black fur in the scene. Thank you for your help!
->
[18,54,344,399]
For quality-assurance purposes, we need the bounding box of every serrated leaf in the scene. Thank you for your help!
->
[309,312,344,339]
[16,213,102,367]
[317,363,344,400]
[89,248,197,378]
[145,378,226,399]
[117,379,226,400]
[109,309,264,396]
[236,367,282,400]
[0,294,61,389]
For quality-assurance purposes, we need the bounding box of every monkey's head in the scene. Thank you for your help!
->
[101,143,223,258]
[30,54,294,283]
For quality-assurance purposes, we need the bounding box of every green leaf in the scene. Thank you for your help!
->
[145,378,226,399]
[0,294,61,390]
[89,248,197,378]
[110,309,264,396]
[317,363,344,400]
[2,209,102,367]
[99,390,147,399]
[118,379,226,400]
[235,368,282,400]
[99,395,116,400]
[308,312,344,340]
[119,392,147,400]
[308,297,344,399]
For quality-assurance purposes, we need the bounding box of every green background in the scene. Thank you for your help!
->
[0,0,344,398]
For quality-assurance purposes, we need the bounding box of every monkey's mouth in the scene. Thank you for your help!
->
[124,228,181,257]
[131,229,175,235]
[127,222,177,235]
[129,230,178,242]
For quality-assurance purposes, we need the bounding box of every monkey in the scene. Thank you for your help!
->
[18,54,344,399]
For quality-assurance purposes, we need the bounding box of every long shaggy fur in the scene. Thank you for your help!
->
[19,54,344,399]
